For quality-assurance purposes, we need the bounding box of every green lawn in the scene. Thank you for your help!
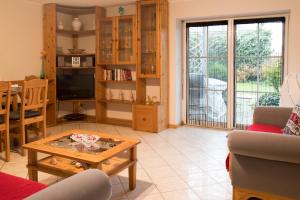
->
[236,81,276,93]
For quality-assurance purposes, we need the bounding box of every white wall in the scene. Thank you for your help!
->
[169,0,300,125]
[0,0,42,81]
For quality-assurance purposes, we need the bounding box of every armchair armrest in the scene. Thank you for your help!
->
[25,169,112,200]
[253,106,292,128]
[228,130,300,165]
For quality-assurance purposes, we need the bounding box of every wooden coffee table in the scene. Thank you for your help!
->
[23,129,140,190]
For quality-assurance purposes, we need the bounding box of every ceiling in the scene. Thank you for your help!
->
[26,0,185,7]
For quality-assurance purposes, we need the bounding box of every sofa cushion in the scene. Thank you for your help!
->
[0,172,47,200]
[283,104,300,136]
[247,123,283,134]
[226,123,283,171]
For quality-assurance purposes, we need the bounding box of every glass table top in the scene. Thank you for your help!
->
[46,133,123,155]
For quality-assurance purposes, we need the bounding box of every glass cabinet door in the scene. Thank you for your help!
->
[99,18,114,64]
[140,3,158,77]
[116,16,135,64]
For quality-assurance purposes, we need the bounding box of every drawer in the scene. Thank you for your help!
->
[133,106,157,132]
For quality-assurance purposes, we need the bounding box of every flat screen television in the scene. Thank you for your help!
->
[57,69,95,100]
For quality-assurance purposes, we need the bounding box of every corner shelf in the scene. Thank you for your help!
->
[57,67,95,69]
[57,53,96,56]
[57,29,96,36]
[58,98,96,102]
[103,117,132,127]
[98,99,134,105]
[98,80,136,83]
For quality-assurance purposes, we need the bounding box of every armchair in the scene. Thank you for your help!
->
[228,106,300,200]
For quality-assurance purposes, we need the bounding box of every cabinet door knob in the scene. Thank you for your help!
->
[142,117,146,121]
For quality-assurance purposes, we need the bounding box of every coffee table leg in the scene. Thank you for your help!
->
[28,150,38,181]
[129,146,137,190]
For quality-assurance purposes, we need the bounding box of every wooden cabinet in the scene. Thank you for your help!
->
[134,0,169,133]
[133,105,157,132]
[44,1,168,132]
[98,16,136,65]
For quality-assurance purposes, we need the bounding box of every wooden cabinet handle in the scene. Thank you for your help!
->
[142,117,146,121]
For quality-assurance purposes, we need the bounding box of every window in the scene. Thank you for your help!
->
[234,17,285,128]
[186,21,228,128]
[185,16,286,129]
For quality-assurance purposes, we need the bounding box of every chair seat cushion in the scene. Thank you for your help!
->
[0,172,47,200]
[9,111,40,120]
[247,123,283,134]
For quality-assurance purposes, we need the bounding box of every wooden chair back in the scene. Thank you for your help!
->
[25,75,40,81]
[20,79,48,115]
[0,82,11,129]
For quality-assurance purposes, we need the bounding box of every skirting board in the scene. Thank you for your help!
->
[168,123,183,129]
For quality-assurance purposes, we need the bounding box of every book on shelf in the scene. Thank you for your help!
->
[103,69,136,81]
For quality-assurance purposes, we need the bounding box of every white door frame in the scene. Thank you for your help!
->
[181,14,289,129]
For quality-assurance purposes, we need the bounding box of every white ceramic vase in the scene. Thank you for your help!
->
[72,18,82,31]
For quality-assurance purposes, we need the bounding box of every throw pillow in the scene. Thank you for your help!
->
[283,104,300,136]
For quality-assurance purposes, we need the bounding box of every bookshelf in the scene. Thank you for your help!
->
[95,13,137,126]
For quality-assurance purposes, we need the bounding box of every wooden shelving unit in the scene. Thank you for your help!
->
[43,4,105,126]
[44,1,169,132]
[95,13,137,125]
[133,0,169,132]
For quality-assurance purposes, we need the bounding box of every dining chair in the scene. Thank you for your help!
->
[10,79,48,156]
[0,82,11,161]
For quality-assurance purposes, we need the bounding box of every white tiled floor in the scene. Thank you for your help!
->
[0,123,232,200]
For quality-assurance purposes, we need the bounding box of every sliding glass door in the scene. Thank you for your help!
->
[186,17,285,129]
[234,18,285,128]
[186,21,228,128]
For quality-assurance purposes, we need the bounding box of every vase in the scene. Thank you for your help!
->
[72,18,82,31]
[58,21,64,30]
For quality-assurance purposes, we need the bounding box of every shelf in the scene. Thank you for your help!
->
[57,5,95,15]
[57,53,95,57]
[37,155,132,177]
[58,98,95,102]
[103,117,132,127]
[141,51,156,54]
[99,80,136,83]
[141,29,156,32]
[57,67,95,69]
[57,30,95,36]
[138,74,159,79]
[99,99,134,105]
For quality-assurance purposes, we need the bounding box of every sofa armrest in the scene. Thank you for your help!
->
[228,130,300,165]
[253,106,292,128]
[25,169,112,200]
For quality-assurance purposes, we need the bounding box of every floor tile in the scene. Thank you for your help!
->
[162,189,200,200]
[153,176,189,193]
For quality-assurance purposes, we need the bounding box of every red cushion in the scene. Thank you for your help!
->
[0,172,47,200]
[225,123,283,171]
[246,123,283,134]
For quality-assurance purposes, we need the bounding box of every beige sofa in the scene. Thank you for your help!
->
[228,107,300,200]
